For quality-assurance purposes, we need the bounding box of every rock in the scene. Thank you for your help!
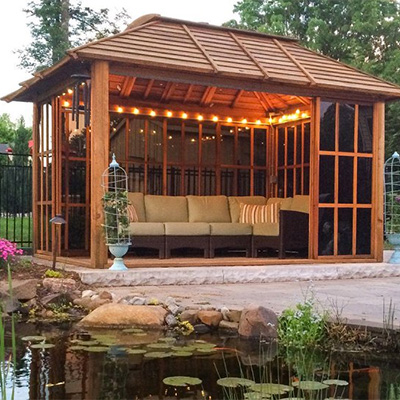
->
[238,306,278,339]
[98,291,112,300]
[179,310,198,325]
[45,310,54,318]
[165,313,178,327]
[130,297,146,305]
[41,293,72,307]
[197,310,223,328]
[73,297,111,311]
[79,304,168,328]
[8,279,38,301]
[82,290,97,298]
[164,296,180,315]
[220,306,229,320]
[219,320,239,332]
[193,323,210,334]
[4,298,21,313]
[42,278,77,293]
[91,295,100,301]
[226,310,242,323]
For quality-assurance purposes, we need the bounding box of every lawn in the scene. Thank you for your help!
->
[0,216,32,247]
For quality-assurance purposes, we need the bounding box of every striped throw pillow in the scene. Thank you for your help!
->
[127,204,139,223]
[239,202,280,224]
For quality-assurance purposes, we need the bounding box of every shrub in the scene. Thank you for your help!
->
[278,299,326,349]
[44,269,63,278]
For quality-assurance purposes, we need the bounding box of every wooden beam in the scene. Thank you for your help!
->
[294,96,311,106]
[90,60,110,269]
[229,32,270,79]
[372,102,385,261]
[253,91,271,113]
[183,84,194,103]
[231,89,244,108]
[120,76,136,98]
[273,39,317,86]
[182,24,219,73]
[160,82,176,102]
[143,79,154,99]
[200,86,217,106]
[32,103,40,255]
[260,92,277,110]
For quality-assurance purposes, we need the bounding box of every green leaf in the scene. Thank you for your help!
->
[31,343,55,349]
[292,381,329,390]
[217,377,255,388]
[163,376,202,387]
[322,379,348,386]
[22,336,46,342]
[144,352,172,358]
[82,346,109,352]
[250,383,290,394]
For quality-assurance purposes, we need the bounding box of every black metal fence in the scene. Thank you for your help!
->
[0,153,32,249]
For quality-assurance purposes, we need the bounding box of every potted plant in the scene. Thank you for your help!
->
[102,155,131,270]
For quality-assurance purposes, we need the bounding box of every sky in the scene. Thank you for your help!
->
[0,0,238,127]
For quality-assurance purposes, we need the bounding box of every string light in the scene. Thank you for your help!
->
[197,115,204,121]
[256,120,261,125]
[241,118,247,124]
[296,109,300,114]
[227,117,233,123]
[133,108,139,114]
[166,111,173,117]
[67,88,73,94]
[117,107,123,113]
[150,110,156,117]
[212,116,218,122]
[182,112,188,119]
[63,101,70,107]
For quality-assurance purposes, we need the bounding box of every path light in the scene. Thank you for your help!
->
[50,215,66,271]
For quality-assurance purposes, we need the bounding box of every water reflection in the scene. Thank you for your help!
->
[4,324,400,399]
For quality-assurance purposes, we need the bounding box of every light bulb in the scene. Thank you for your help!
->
[227,117,233,123]
[182,112,188,119]
[133,108,139,114]
[197,115,204,121]
[256,120,261,125]
[67,88,73,94]
[63,101,70,107]
[150,110,156,117]
[241,118,247,124]
[167,111,173,117]
[117,107,123,113]
[212,116,218,122]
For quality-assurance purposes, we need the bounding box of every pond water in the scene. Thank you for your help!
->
[4,322,400,400]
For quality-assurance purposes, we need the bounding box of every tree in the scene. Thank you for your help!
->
[0,114,16,144]
[226,0,400,155]
[18,0,130,72]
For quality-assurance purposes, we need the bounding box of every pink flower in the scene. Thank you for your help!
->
[0,239,23,263]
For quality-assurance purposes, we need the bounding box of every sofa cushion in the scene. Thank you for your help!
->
[252,223,279,237]
[228,196,266,223]
[239,203,279,224]
[280,197,293,211]
[210,223,252,236]
[165,222,210,236]
[129,222,164,236]
[145,195,188,222]
[290,195,309,214]
[127,204,139,223]
[127,192,146,222]
[187,196,231,222]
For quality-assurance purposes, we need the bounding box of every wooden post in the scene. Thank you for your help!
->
[372,102,385,261]
[32,103,40,255]
[90,61,110,268]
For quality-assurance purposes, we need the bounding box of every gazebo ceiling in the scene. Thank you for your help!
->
[4,14,400,103]
[109,75,311,117]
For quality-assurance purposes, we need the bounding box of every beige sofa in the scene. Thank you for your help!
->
[128,193,309,259]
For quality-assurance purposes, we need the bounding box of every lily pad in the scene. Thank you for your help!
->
[322,379,349,386]
[158,337,176,343]
[217,377,255,388]
[196,347,217,353]
[171,345,196,352]
[163,376,202,387]
[244,393,272,399]
[22,336,46,342]
[144,352,172,358]
[123,328,145,333]
[71,340,99,346]
[194,343,216,349]
[69,346,86,351]
[127,349,147,355]
[82,346,109,352]
[31,343,55,349]
[292,381,329,391]
[171,351,193,357]
[250,383,290,395]
[147,343,172,349]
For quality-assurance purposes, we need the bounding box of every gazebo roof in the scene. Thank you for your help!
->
[4,14,400,102]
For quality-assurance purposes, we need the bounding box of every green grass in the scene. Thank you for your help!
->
[0,217,32,246]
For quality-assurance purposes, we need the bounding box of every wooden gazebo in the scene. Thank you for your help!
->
[4,14,400,268]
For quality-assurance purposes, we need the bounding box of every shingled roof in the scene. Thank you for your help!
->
[4,14,400,102]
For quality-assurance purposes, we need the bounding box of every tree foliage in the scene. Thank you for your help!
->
[18,0,130,72]
[226,0,400,155]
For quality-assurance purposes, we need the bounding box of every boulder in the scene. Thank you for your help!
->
[165,313,178,327]
[238,306,278,339]
[179,310,198,325]
[164,296,180,315]
[41,292,72,307]
[42,278,77,293]
[82,290,97,298]
[73,297,111,311]
[197,310,223,327]
[79,304,167,328]
[219,320,239,332]
[8,279,38,301]
[98,291,113,301]
[193,323,210,334]
[226,310,242,323]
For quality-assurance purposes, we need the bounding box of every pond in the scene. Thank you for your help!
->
[4,322,400,400]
